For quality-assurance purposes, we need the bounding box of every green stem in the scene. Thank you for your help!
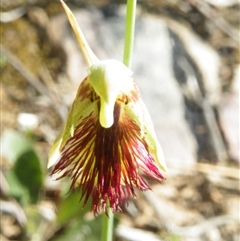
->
[101,205,114,241]
[123,0,137,68]
[101,1,137,241]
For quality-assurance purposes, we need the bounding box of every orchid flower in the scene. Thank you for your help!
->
[48,0,167,215]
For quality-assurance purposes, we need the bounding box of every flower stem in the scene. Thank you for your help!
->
[101,205,114,241]
[123,0,137,68]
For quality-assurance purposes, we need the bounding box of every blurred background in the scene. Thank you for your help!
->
[1,0,239,240]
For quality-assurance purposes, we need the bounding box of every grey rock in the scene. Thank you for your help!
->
[219,69,239,162]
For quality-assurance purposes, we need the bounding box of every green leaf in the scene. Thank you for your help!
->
[1,130,44,204]
[6,169,30,204]
[13,149,43,203]
[57,191,90,225]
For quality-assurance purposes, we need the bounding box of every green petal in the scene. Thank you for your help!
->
[60,0,99,66]
[124,88,167,172]
[48,78,98,168]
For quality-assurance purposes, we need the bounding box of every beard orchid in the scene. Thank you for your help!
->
[48,1,167,215]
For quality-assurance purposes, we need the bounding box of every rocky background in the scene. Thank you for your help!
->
[1,0,239,241]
